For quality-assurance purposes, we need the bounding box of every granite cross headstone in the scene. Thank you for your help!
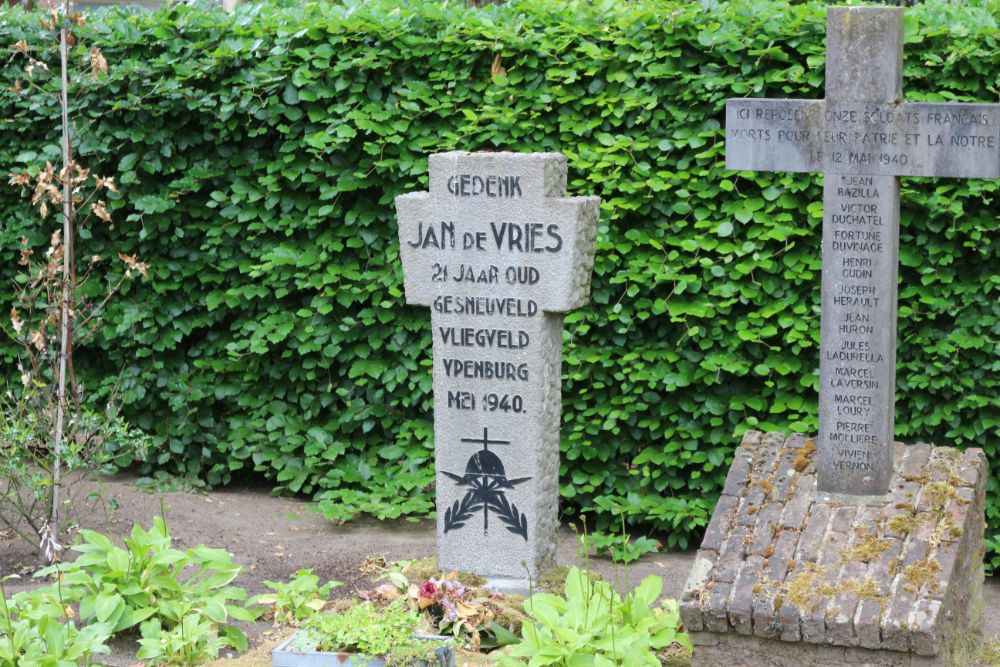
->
[725,6,999,496]
[395,152,599,584]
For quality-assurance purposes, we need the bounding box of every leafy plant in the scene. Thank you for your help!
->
[251,568,341,625]
[585,531,661,565]
[499,567,691,666]
[0,575,112,666]
[0,395,149,555]
[36,516,256,657]
[136,613,233,666]
[299,601,445,665]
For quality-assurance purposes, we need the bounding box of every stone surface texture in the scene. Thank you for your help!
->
[395,152,599,580]
[681,431,987,666]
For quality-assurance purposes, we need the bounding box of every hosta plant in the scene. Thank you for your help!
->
[251,568,342,625]
[0,575,112,666]
[36,516,256,653]
[499,567,692,666]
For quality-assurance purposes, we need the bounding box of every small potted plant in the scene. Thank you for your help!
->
[272,600,454,667]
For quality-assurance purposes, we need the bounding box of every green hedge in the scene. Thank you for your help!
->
[1,0,997,556]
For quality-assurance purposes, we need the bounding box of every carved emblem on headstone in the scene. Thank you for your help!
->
[442,428,531,540]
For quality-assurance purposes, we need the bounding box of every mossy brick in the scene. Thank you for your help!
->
[800,530,847,643]
[957,449,986,486]
[679,597,705,633]
[752,595,780,639]
[909,598,943,656]
[714,525,751,583]
[826,560,868,646]
[874,536,904,580]
[777,594,803,642]
[749,502,784,555]
[722,437,756,496]
[929,541,960,598]
[702,495,739,552]
[704,581,734,632]
[729,555,765,635]
[900,444,932,479]
[796,503,831,563]
[830,506,859,533]
[684,432,987,665]
[764,529,800,582]
[780,481,815,530]
[854,598,884,650]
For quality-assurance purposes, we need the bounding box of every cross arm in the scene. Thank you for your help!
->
[726,99,825,174]
[727,99,999,178]
[538,196,600,313]
[395,191,434,307]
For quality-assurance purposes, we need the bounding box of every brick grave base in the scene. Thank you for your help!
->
[680,431,986,666]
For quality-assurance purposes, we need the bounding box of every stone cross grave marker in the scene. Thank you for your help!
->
[726,6,999,496]
[395,152,599,583]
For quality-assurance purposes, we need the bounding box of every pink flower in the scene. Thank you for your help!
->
[418,580,439,600]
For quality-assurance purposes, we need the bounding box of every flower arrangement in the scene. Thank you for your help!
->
[361,562,521,651]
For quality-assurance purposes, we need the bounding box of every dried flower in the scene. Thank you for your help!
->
[18,239,32,266]
[94,175,117,192]
[30,329,46,351]
[39,522,62,563]
[418,580,439,600]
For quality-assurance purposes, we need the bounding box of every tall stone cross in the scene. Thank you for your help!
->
[726,7,998,496]
[395,152,599,582]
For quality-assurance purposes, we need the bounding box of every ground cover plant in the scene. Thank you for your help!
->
[0,516,257,666]
[0,0,997,563]
[293,601,448,665]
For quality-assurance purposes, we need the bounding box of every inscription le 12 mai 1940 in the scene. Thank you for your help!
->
[726,6,999,496]
[395,152,599,581]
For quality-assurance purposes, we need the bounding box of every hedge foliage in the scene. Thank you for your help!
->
[1,0,997,556]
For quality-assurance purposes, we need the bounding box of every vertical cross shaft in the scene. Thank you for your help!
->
[817,8,903,495]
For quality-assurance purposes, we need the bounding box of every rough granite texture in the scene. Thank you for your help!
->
[681,431,987,666]
[395,152,599,580]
